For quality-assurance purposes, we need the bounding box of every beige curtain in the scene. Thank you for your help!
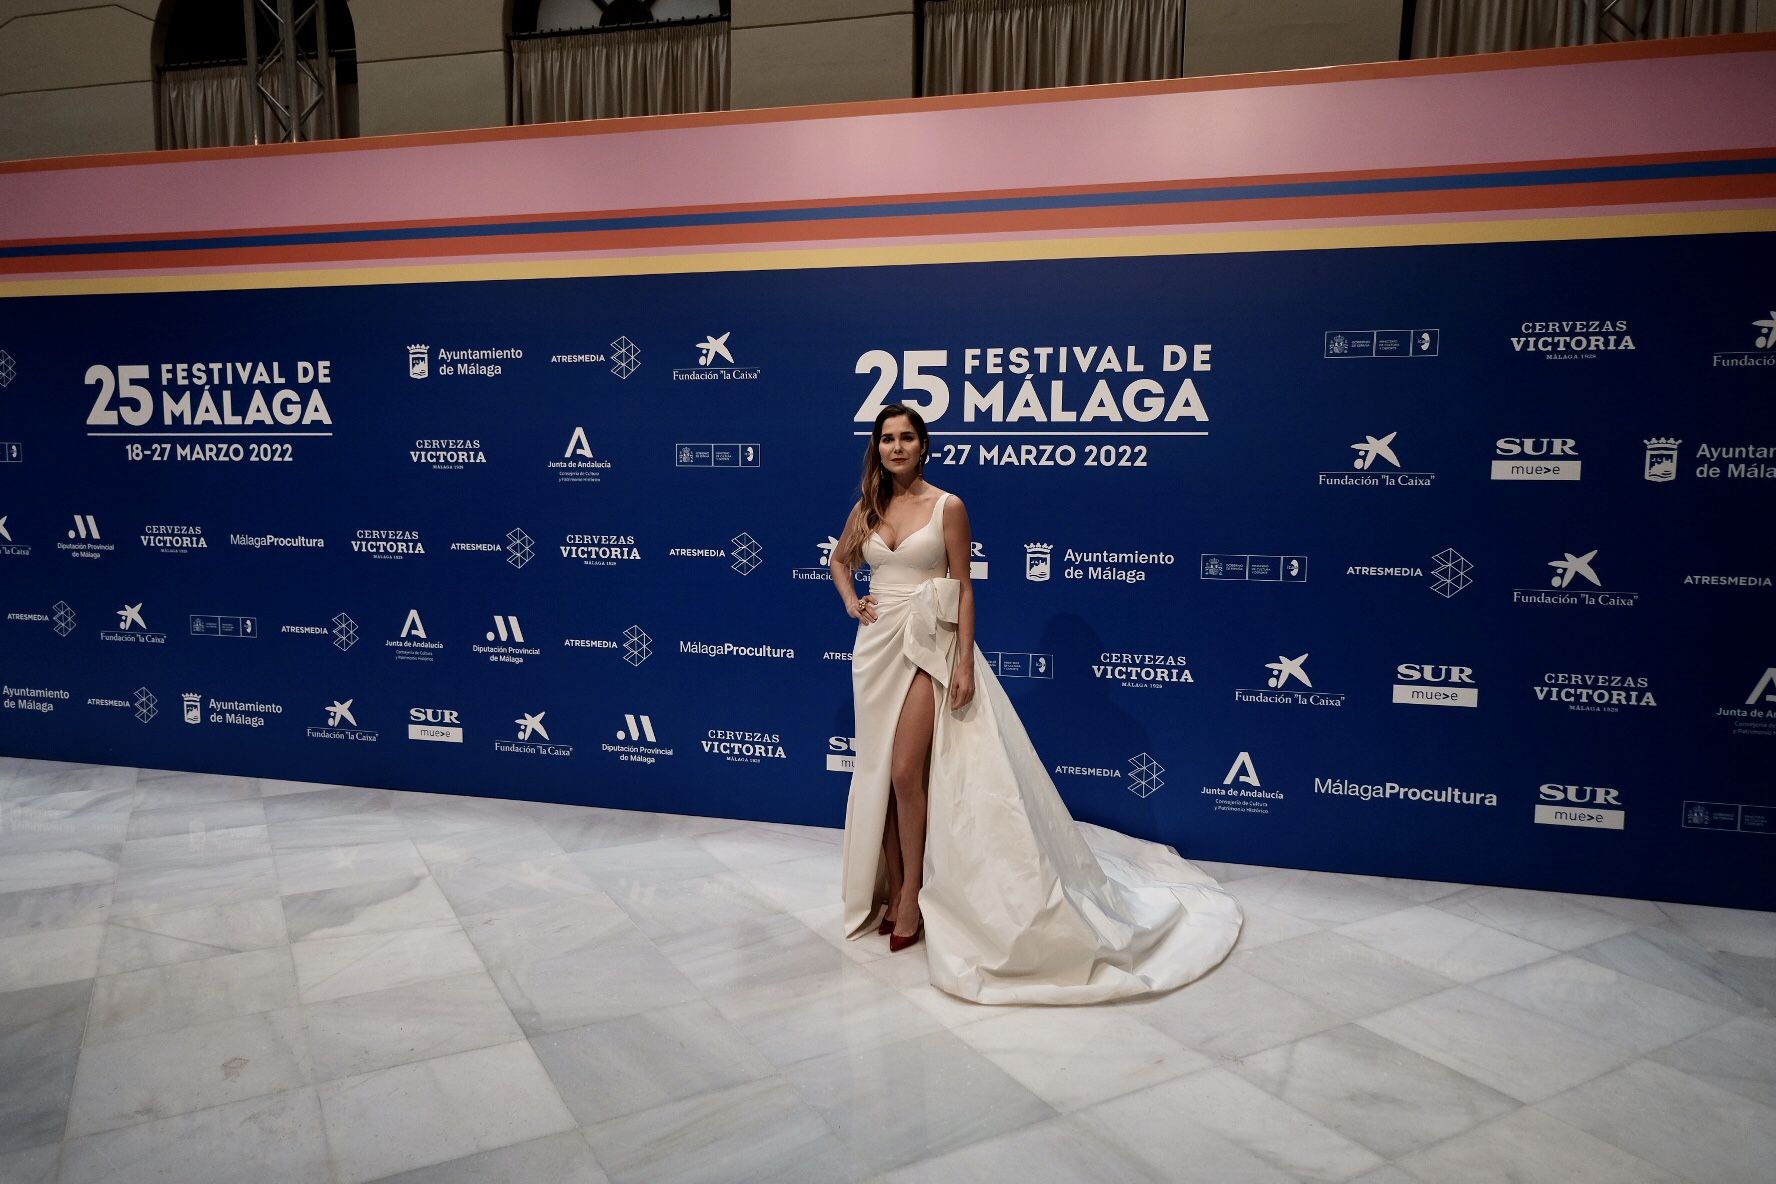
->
[159,62,330,149]
[1412,0,1752,57]
[923,0,1184,96]
[510,22,730,124]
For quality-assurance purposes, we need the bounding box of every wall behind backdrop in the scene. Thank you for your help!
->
[1,36,1773,909]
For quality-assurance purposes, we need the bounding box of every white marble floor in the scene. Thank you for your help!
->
[1,758,1773,1184]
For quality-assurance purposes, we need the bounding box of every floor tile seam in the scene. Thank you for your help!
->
[1327,910,1565,981]
[105,882,283,926]
[292,916,474,1003]
[871,1105,1062,1180]
[265,821,407,853]
[1462,962,1736,1056]
[1235,934,1464,1018]
[1016,1055,1226,1118]
[1325,1014,1531,1109]
[60,1012,325,1143]
[571,1076,827,1180]
[889,1110,1169,1184]
[1635,1055,1776,1120]
[1127,1006,1335,1064]
[1393,900,1571,953]
[76,942,300,1051]
[1440,892,1637,943]
[97,913,268,962]
[1071,1086,1327,1184]
[1562,930,1754,1008]
[552,1046,816,1144]
[1506,1078,1714,1184]
[74,975,531,1127]
[53,977,100,1148]
[391,1043,581,1171]
[56,1082,327,1164]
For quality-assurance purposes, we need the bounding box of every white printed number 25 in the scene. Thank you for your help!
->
[85,364,154,426]
[855,350,949,422]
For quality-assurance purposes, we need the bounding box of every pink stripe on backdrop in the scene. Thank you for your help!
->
[3,49,1772,244]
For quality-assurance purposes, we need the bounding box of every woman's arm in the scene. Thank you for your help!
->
[941,496,976,710]
[832,504,877,624]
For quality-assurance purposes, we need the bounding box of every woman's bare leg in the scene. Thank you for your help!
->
[881,787,902,927]
[889,670,936,938]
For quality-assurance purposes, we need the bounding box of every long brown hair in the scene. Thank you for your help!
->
[835,403,929,568]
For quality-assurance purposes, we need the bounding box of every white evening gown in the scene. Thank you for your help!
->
[840,492,1243,1004]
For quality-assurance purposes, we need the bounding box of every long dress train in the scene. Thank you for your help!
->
[840,492,1242,1004]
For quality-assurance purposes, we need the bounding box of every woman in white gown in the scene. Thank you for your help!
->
[830,404,1243,1005]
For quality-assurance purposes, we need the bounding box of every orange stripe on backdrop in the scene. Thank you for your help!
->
[1,32,1772,176]
[4,174,1771,277]
[3,146,1770,252]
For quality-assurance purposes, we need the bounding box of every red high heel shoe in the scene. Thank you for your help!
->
[889,922,923,953]
[877,916,894,936]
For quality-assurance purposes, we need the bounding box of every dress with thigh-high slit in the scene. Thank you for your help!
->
[839,491,1243,1004]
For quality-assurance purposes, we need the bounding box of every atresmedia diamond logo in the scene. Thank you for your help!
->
[53,600,76,637]
[1128,752,1166,798]
[622,625,652,666]
[610,337,641,380]
[331,613,359,651]
[506,528,535,569]
[1431,548,1474,598]
[729,532,762,576]
[133,687,158,723]
[0,350,16,388]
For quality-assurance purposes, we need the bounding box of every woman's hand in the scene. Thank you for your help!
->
[849,595,878,625]
[951,663,980,710]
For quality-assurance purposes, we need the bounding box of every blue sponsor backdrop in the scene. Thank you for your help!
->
[1,231,1772,909]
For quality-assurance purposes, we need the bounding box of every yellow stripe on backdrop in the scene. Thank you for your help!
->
[2,208,1772,299]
